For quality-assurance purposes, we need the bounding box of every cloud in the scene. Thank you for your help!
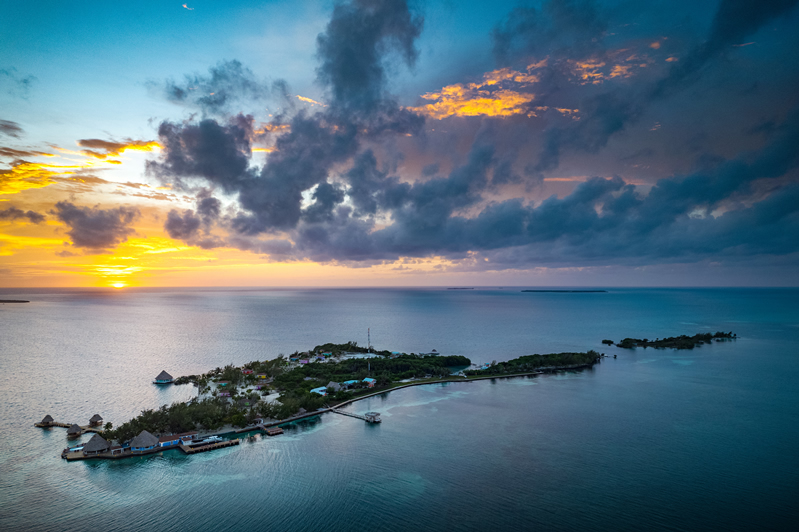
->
[76,138,159,159]
[0,120,24,138]
[0,68,36,98]
[316,0,423,114]
[157,60,270,116]
[1,160,77,194]
[0,206,45,224]
[51,201,139,252]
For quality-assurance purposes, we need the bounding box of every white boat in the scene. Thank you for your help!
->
[189,435,223,446]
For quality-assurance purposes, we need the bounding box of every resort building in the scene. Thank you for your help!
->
[158,432,198,447]
[217,381,229,387]
[82,433,110,456]
[154,370,174,384]
[310,386,328,396]
[89,414,103,427]
[67,424,82,437]
[242,368,254,375]
[130,430,159,453]
[363,377,377,388]
[299,359,310,364]
[256,373,269,379]
[40,414,54,427]
[326,381,341,392]
[342,380,359,388]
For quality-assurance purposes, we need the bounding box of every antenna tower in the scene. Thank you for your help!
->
[368,327,371,351]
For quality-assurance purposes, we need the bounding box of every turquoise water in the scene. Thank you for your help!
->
[1,288,798,530]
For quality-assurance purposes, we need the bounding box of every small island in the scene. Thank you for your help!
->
[0,299,30,303]
[609,331,736,349]
[521,290,607,293]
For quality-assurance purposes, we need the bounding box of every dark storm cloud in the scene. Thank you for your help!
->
[158,60,270,116]
[316,0,423,113]
[148,0,799,274]
[51,202,139,252]
[0,119,23,138]
[151,0,425,239]
[146,114,255,193]
[492,0,608,64]
[0,206,45,224]
[653,0,799,98]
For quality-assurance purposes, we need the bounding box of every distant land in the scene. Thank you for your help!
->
[0,300,29,303]
[447,287,474,290]
[521,290,607,293]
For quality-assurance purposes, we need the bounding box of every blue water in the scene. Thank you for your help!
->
[1,288,797,530]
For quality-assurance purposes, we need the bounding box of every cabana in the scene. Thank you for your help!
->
[130,430,159,453]
[89,414,103,427]
[82,433,110,456]
[154,370,174,384]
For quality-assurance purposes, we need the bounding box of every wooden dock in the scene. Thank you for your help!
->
[331,409,381,423]
[35,422,104,434]
[179,438,239,454]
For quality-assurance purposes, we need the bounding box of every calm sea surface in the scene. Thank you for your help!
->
[0,287,797,531]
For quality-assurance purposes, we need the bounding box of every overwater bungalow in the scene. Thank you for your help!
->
[154,370,174,384]
[67,424,82,437]
[364,412,382,423]
[130,430,159,453]
[82,433,110,456]
[89,414,103,427]
[40,414,54,427]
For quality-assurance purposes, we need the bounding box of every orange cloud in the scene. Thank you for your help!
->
[0,160,80,195]
[409,65,542,119]
[76,139,160,160]
[296,95,327,107]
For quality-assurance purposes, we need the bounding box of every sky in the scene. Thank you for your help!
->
[1,0,799,288]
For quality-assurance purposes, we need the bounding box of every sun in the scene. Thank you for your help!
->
[112,282,126,289]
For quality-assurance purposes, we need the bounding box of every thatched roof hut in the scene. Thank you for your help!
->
[89,414,103,426]
[154,370,174,383]
[130,430,159,450]
[82,433,110,454]
[67,424,82,436]
[41,414,54,425]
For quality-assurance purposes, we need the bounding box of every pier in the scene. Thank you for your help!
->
[35,421,104,434]
[331,409,381,423]
[179,439,239,454]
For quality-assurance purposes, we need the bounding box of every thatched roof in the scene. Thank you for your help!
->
[89,414,103,423]
[41,414,54,424]
[67,424,82,434]
[82,433,110,453]
[130,430,159,449]
[155,370,173,381]
[326,381,341,391]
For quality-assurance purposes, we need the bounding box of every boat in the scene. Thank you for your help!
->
[189,436,223,446]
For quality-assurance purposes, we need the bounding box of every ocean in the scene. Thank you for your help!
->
[1,287,797,531]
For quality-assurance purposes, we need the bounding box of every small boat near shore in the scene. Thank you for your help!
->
[188,435,223,447]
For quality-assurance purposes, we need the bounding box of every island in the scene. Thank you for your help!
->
[98,343,601,446]
[41,332,735,461]
[521,290,607,293]
[610,331,736,349]
[0,299,30,303]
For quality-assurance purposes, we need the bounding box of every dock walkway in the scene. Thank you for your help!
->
[179,439,239,454]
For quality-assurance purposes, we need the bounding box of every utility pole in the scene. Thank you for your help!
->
[368,327,371,352]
